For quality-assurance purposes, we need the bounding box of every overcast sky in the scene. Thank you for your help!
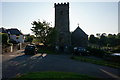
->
[1,1,118,35]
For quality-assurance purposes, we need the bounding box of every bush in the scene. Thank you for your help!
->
[110,46,120,53]
[0,33,9,45]
[25,35,34,42]
[86,47,107,57]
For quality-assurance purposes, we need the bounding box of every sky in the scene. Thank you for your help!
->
[1,1,119,36]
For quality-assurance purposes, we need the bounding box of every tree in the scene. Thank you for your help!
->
[107,34,117,47]
[25,34,34,43]
[116,33,120,45]
[0,33,9,45]
[45,28,56,46]
[31,20,55,46]
[99,33,108,46]
[96,33,101,39]
[89,34,99,44]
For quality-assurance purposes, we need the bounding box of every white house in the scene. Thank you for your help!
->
[7,28,24,43]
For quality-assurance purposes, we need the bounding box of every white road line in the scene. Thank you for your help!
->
[30,54,42,59]
[100,69,120,80]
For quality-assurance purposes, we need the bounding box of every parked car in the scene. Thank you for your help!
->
[73,47,89,56]
[110,53,120,56]
[24,44,38,55]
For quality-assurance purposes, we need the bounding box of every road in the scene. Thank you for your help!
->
[2,50,120,80]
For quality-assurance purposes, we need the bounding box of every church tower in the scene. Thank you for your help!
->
[54,2,71,52]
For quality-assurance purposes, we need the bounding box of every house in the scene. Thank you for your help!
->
[0,27,8,33]
[7,28,24,43]
[0,27,24,44]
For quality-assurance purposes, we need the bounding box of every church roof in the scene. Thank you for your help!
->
[72,26,88,36]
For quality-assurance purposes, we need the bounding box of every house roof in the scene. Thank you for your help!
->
[0,27,8,33]
[7,28,23,35]
[72,26,88,36]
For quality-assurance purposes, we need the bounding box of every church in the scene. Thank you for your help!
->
[54,2,88,52]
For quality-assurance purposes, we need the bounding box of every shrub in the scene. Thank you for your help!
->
[110,46,120,53]
[0,33,9,45]
[86,47,107,57]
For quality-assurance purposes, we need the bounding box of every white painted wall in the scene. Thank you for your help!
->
[10,35,24,43]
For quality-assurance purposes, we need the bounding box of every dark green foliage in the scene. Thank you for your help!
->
[0,33,2,44]
[89,34,99,44]
[25,35,34,42]
[45,28,56,46]
[107,34,118,47]
[14,71,100,80]
[99,33,108,46]
[89,33,120,49]
[37,45,58,54]
[71,56,120,69]
[86,47,107,57]
[0,33,9,45]
[31,20,56,46]
[110,46,120,53]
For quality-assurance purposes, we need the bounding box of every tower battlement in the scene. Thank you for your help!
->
[54,2,69,7]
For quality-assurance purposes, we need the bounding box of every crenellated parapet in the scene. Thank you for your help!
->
[54,2,69,7]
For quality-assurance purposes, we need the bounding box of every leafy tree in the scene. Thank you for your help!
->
[116,33,120,45]
[89,34,99,44]
[45,28,56,46]
[25,34,34,43]
[31,20,55,46]
[89,33,120,49]
[99,33,108,46]
[0,33,9,45]
[96,33,101,38]
[107,34,117,47]
[0,33,12,46]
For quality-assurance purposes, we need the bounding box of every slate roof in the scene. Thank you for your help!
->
[0,27,8,33]
[7,28,23,35]
[72,26,88,36]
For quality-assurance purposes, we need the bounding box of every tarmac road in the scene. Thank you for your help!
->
[2,50,120,80]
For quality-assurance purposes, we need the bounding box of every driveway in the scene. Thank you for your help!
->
[2,50,120,80]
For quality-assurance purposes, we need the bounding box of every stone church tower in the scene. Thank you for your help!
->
[54,2,71,52]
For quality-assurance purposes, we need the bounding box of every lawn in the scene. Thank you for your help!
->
[13,71,101,80]
[37,47,59,54]
[71,56,120,69]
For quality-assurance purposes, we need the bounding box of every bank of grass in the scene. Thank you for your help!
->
[38,49,57,54]
[37,48,58,54]
[13,71,101,80]
[71,56,120,69]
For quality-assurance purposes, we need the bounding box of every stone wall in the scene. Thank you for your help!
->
[54,2,71,53]
[2,42,29,54]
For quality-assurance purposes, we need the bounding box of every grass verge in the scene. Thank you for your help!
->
[71,56,120,69]
[37,48,59,54]
[12,71,101,80]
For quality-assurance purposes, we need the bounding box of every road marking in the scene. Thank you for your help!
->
[42,53,47,57]
[30,54,42,59]
[100,69,120,80]
[30,53,47,59]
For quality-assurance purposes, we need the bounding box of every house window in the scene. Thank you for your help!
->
[16,35,20,39]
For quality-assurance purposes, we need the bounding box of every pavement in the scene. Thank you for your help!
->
[2,50,120,80]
